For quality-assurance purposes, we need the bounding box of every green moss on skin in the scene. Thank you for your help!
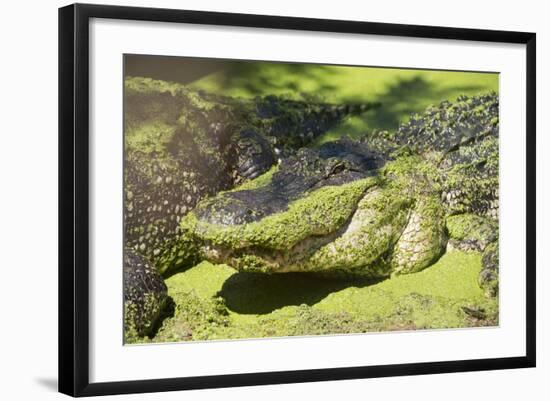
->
[229,165,279,192]
[124,77,186,130]
[391,194,447,275]
[378,154,447,275]
[300,185,411,276]
[183,177,377,251]
[155,234,200,276]
[125,122,177,156]
[447,214,498,244]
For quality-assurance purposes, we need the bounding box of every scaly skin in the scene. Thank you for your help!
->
[123,249,168,341]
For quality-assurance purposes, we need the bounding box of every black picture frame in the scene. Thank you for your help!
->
[58,3,536,397]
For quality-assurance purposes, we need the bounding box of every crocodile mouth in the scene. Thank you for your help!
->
[199,185,377,270]
[185,179,416,277]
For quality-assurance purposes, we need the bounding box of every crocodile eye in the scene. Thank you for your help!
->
[332,163,345,174]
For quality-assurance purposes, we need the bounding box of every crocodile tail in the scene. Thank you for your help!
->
[319,101,379,121]
[286,101,374,148]
[248,96,382,153]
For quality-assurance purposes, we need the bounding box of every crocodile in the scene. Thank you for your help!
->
[180,93,499,294]
[124,77,378,275]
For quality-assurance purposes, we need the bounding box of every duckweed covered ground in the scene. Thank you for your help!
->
[145,250,497,343]
[123,59,499,344]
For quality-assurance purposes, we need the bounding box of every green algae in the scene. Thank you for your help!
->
[300,186,410,276]
[125,122,176,155]
[229,165,279,192]
[156,235,200,277]
[317,251,487,316]
[391,194,447,275]
[132,250,497,344]
[447,213,498,243]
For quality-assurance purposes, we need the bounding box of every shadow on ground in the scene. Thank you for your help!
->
[217,272,384,314]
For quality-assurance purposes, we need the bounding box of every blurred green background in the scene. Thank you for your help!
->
[126,55,499,144]
[191,62,499,144]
